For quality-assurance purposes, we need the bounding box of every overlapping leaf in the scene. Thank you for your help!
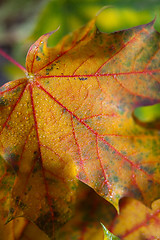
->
[110,198,160,239]
[58,183,116,240]
[0,17,160,238]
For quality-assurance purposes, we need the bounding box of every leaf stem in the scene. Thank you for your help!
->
[0,48,26,73]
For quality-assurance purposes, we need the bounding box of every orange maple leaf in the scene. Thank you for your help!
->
[0,18,160,237]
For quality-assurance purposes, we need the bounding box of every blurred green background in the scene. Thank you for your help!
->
[0,0,160,124]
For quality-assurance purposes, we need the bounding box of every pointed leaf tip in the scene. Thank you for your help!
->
[26,26,60,74]
[42,25,60,40]
[101,223,120,240]
[96,5,114,18]
[5,213,14,225]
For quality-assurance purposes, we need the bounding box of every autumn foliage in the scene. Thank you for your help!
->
[0,15,160,239]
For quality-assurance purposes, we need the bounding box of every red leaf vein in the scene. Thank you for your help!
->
[36,82,158,183]
[29,84,55,228]
[0,84,27,135]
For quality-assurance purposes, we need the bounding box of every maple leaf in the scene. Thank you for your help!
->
[59,183,160,240]
[0,17,160,238]
[110,198,160,239]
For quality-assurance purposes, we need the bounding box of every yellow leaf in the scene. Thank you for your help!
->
[110,198,160,239]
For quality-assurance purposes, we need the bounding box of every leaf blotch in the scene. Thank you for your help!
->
[36,55,41,61]
[36,212,53,237]
[78,77,88,81]
[0,97,8,106]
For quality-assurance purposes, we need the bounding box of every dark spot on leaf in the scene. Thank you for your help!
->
[13,165,19,173]
[32,157,41,173]
[13,87,21,94]
[15,196,27,210]
[36,212,54,237]
[14,195,26,209]
[78,77,88,81]
[36,55,41,61]
[0,97,8,106]
[15,196,20,204]
[27,185,32,192]
[139,165,155,175]
[71,183,77,190]
[38,44,44,54]
[128,185,144,201]
[9,208,14,214]
[46,65,54,75]
[109,45,115,51]
[148,179,153,190]
[53,210,60,219]
[113,176,119,182]
[5,152,20,173]
[32,166,38,173]
[104,144,109,151]
[19,201,27,210]
[121,150,127,155]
